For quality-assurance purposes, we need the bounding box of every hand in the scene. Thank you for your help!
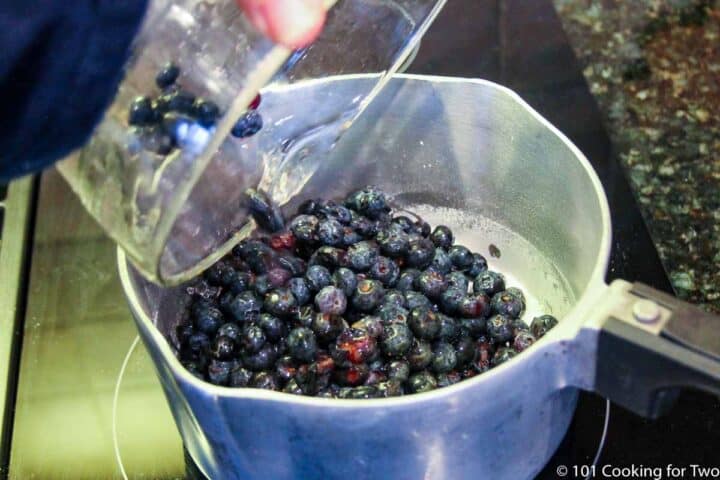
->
[236,0,326,49]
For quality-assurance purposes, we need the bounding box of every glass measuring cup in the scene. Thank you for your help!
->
[56,0,446,286]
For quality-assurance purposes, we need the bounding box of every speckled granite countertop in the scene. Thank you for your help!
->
[553,0,720,312]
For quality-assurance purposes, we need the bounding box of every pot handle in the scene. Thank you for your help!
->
[592,280,720,419]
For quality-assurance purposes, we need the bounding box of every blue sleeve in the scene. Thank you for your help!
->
[0,0,148,181]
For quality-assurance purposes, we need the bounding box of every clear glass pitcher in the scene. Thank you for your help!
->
[57,0,445,285]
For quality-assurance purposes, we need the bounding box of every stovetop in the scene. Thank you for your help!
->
[4,1,719,479]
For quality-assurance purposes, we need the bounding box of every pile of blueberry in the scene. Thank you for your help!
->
[175,186,559,398]
[127,62,264,155]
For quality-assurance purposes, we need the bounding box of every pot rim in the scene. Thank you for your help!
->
[117,73,612,408]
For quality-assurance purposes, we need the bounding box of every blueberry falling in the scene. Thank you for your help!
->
[176,187,560,398]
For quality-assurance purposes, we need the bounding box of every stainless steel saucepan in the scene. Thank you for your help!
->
[118,74,720,480]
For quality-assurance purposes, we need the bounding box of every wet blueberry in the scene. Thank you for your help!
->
[490,290,525,319]
[204,261,235,286]
[506,287,526,308]
[512,319,530,336]
[436,371,463,388]
[128,96,156,126]
[351,279,385,312]
[298,199,321,215]
[242,344,279,372]
[211,335,236,360]
[277,253,306,276]
[446,271,469,293]
[287,327,318,362]
[333,364,370,387]
[376,379,404,397]
[415,269,448,300]
[311,246,347,269]
[396,269,421,292]
[407,339,433,371]
[294,305,315,328]
[351,316,384,338]
[188,332,211,354]
[176,323,195,346]
[459,317,486,337]
[430,248,453,274]
[258,313,286,342]
[290,215,319,243]
[382,289,406,308]
[530,314,558,338]
[381,323,414,357]
[231,110,263,138]
[207,359,234,385]
[341,227,362,246]
[315,286,347,315]
[431,342,457,373]
[376,227,409,258]
[406,238,435,269]
[347,241,379,271]
[459,293,491,318]
[409,306,441,340]
[194,306,224,335]
[156,62,180,89]
[437,314,459,342]
[377,304,409,325]
[321,204,353,225]
[387,360,411,382]
[275,356,297,384]
[486,314,514,343]
[332,328,377,365]
[318,218,344,246]
[240,323,266,353]
[454,336,476,367]
[408,371,438,393]
[167,90,196,114]
[264,288,297,316]
[229,366,253,387]
[244,188,284,233]
[344,186,389,219]
[288,277,311,305]
[466,253,488,277]
[448,245,474,270]
[332,267,357,297]
[430,225,453,249]
[254,275,271,296]
[492,347,518,366]
[369,256,400,287]
[404,291,431,312]
[283,378,305,395]
[513,330,537,353]
[305,265,332,291]
[414,220,431,237]
[351,216,377,238]
[473,271,506,297]
[193,98,221,127]
[251,371,279,390]
[391,215,414,232]
[229,291,262,323]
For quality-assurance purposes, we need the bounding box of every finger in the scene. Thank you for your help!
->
[236,0,326,49]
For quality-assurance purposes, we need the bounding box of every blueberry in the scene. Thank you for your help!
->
[305,265,332,291]
[283,379,305,395]
[414,269,448,300]
[263,288,296,316]
[344,186,389,219]
[176,323,195,346]
[332,267,358,297]
[332,328,377,365]
[254,275,271,296]
[473,271,506,297]
[408,371,438,393]
[294,305,315,328]
[333,363,370,386]
[276,253,306,276]
[207,359,235,385]
[430,248,453,274]
[156,62,180,88]
[229,291,262,323]
[313,351,336,375]
[321,204,353,225]
[407,339,433,371]
[377,227,409,258]
[431,342,457,373]
[347,241,379,271]
[350,216,377,238]
[287,327,317,362]
[506,287,526,307]
[341,227,362,246]
[128,96,156,126]
[238,239,275,273]
[409,306,441,340]
[387,360,411,382]
[251,371,279,390]
[211,335,236,360]
[406,238,435,269]
[258,313,286,342]
[512,319,531,336]
[448,245,474,270]
[459,293,491,318]
[454,336,476,367]
[459,317,486,337]
[404,290,431,311]
[167,90,196,114]
[446,271,469,293]
[351,279,385,312]
[492,347,518,366]
[267,267,291,288]
[204,261,234,286]
[188,332,211,354]
[430,225,453,249]
[227,271,254,295]
[315,286,347,315]
[310,246,347,269]
[351,316,384,338]
[318,218,344,246]
[376,379,404,397]
[190,298,214,317]
[369,256,400,287]
[381,323,414,357]
[290,215,319,243]
[382,289,406,308]
[275,355,298,383]
[437,371,463,388]
[298,199,321,215]
[486,314,514,343]
[466,253,488,277]
[244,188,284,233]
[490,290,525,319]
[229,366,253,387]
[287,277,311,306]
[193,98,221,127]
[194,306,224,335]
[231,110,263,138]
[437,314,459,342]
[414,220,431,237]
[513,330,537,352]
[239,323,266,353]
[377,304,409,325]
[391,215,414,232]
[530,314,559,338]
[396,269,421,292]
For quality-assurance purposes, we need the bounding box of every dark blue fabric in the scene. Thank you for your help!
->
[0,0,148,180]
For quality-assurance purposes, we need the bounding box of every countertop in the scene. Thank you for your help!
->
[554,0,720,312]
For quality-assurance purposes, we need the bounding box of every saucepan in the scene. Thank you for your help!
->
[118,74,720,480]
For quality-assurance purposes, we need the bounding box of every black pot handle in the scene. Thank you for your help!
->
[593,281,720,419]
